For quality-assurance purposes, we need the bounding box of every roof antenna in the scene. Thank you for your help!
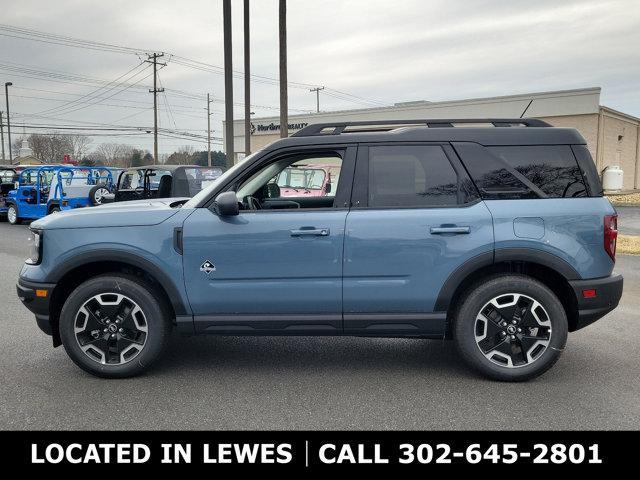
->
[520,99,533,118]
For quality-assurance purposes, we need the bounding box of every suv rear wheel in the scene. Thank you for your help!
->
[454,274,568,381]
[59,275,171,378]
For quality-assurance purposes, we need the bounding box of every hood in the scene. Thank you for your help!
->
[32,197,189,230]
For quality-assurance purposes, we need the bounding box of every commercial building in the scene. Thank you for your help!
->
[227,87,640,190]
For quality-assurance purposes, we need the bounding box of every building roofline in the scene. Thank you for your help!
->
[230,87,602,125]
[600,105,640,124]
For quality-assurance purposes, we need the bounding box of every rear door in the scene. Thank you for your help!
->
[343,143,494,336]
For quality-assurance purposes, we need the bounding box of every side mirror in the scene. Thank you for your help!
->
[214,191,239,216]
[324,182,332,194]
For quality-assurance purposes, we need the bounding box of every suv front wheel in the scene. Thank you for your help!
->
[454,274,568,381]
[59,275,171,378]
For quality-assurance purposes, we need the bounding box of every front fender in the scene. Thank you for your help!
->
[46,246,190,316]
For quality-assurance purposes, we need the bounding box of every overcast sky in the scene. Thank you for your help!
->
[1,0,639,156]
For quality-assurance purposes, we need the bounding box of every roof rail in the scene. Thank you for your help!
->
[291,118,551,137]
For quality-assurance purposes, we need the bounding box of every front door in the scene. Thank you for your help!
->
[343,144,494,336]
[182,146,356,335]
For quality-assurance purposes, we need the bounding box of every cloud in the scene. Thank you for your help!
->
[0,0,638,154]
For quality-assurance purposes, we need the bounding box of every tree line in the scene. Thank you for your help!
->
[10,133,227,169]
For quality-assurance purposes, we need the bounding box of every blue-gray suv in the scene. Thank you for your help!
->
[16,119,623,381]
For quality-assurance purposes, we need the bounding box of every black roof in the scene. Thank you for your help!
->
[263,118,586,151]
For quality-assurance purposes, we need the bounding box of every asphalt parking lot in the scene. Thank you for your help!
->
[617,205,640,235]
[0,222,639,431]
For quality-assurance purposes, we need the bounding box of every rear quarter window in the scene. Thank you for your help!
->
[488,145,588,198]
[454,143,589,199]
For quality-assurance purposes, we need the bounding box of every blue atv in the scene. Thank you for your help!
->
[5,165,115,225]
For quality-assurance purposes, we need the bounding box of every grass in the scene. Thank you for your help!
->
[618,234,640,255]
[607,192,640,206]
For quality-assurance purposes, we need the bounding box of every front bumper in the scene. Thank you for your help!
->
[569,274,623,331]
[16,278,56,336]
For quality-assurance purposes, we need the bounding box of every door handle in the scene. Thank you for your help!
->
[430,226,470,234]
[290,228,330,237]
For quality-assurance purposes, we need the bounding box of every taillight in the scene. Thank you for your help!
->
[604,214,618,261]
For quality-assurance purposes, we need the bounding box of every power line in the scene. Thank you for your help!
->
[33,62,148,116]
[0,23,389,108]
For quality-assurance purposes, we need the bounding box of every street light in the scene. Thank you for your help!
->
[4,82,12,164]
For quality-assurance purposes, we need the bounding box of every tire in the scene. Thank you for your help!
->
[59,275,172,378]
[49,205,60,214]
[7,204,20,225]
[453,274,568,382]
[89,185,111,206]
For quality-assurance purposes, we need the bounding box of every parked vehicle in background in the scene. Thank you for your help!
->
[17,119,623,381]
[276,163,340,198]
[5,165,115,224]
[0,166,18,220]
[108,165,223,202]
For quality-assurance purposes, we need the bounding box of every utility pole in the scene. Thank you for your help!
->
[146,53,165,164]
[223,0,234,167]
[207,93,213,167]
[244,0,251,156]
[279,0,288,138]
[0,111,4,162]
[309,86,325,113]
[5,82,12,163]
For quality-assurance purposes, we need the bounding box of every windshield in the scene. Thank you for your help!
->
[277,167,325,190]
[0,169,15,184]
[183,150,263,208]
[183,167,224,196]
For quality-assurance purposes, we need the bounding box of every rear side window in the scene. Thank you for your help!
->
[368,145,477,207]
[488,146,588,198]
[454,143,588,199]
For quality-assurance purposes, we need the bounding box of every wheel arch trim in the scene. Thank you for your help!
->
[434,248,581,312]
[48,248,189,315]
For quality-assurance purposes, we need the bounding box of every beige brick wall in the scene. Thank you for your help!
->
[599,113,639,189]
[539,113,639,190]
[538,114,599,160]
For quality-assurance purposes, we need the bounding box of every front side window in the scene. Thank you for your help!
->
[235,153,343,210]
[118,170,142,191]
[368,146,471,208]
[148,170,171,191]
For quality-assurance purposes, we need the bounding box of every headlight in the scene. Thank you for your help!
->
[26,229,42,265]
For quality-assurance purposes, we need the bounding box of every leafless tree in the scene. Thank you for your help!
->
[27,134,50,161]
[97,143,134,167]
[69,134,92,160]
[166,146,195,165]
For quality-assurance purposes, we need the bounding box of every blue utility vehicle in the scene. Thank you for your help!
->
[6,165,114,224]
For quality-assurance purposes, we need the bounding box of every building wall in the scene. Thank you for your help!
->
[538,114,599,160]
[228,88,640,190]
[599,110,639,190]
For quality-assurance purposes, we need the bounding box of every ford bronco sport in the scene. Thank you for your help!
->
[16,118,623,381]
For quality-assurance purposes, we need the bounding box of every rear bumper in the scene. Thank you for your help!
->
[569,274,623,331]
[16,278,56,336]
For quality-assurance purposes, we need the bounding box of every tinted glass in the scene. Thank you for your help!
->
[489,146,587,198]
[368,146,465,207]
